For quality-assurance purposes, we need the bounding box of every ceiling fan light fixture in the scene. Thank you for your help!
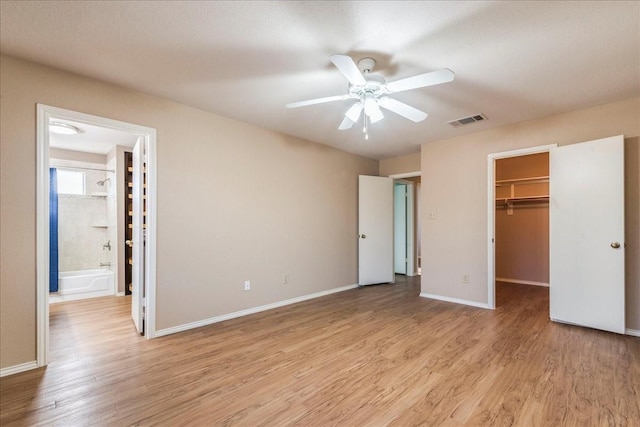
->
[364,94,384,123]
[368,108,384,123]
[49,122,81,135]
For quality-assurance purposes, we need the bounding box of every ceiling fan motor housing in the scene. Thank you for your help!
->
[348,74,387,100]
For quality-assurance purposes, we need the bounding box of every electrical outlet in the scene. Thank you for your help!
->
[428,212,437,220]
[244,280,251,291]
[462,274,470,284]
[282,274,289,284]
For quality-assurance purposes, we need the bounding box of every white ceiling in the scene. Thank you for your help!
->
[1,1,638,160]
[49,118,138,155]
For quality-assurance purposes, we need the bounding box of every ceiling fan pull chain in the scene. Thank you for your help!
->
[364,114,369,140]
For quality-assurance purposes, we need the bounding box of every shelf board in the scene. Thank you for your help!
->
[496,195,549,203]
[127,166,146,173]
[495,176,549,185]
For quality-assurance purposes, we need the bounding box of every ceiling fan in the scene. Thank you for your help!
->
[286,55,455,137]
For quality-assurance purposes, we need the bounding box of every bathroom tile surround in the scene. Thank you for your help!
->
[50,159,115,273]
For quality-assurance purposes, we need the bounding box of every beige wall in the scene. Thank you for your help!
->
[421,97,640,330]
[50,147,107,164]
[379,152,420,176]
[0,55,378,369]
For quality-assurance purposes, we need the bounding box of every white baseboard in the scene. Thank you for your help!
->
[155,283,359,338]
[419,292,491,309]
[117,291,125,297]
[0,361,38,377]
[626,328,640,337]
[496,277,549,287]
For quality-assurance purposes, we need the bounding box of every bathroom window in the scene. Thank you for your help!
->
[57,170,85,195]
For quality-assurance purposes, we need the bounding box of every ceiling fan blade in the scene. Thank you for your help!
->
[286,95,346,109]
[338,116,355,130]
[378,97,428,122]
[330,54,367,86]
[344,102,363,123]
[385,68,455,94]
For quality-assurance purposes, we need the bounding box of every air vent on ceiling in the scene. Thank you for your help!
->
[448,113,487,128]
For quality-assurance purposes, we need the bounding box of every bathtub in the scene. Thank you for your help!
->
[58,269,114,297]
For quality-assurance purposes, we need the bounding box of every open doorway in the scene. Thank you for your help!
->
[48,119,136,303]
[494,152,549,306]
[390,172,421,280]
[36,105,157,367]
[487,144,555,309]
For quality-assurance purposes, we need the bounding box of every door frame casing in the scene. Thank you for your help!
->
[36,104,158,367]
[487,144,556,309]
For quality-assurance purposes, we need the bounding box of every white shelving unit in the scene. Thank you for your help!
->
[496,175,549,204]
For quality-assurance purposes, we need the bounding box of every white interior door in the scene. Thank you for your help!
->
[359,175,394,286]
[131,137,145,334]
[550,135,625,334]
[394,184,407,274]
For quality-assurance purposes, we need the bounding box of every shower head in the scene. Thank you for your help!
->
[97,178,111,186]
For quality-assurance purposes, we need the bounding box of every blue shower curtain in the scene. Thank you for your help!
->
[49,168,59,292]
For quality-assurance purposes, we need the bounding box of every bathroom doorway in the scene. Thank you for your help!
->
[36,105,157,367]
[48,121,137,303]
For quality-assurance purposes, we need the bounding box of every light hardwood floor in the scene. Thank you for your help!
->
[1,276,639,426]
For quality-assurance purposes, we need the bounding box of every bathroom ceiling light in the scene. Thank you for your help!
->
[49,122,81,135]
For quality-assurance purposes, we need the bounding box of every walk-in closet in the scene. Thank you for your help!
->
[495,152,550,299]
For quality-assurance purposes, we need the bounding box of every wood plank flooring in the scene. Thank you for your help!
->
[1,277,639,426]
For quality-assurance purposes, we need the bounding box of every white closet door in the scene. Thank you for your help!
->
[549,135,625,334]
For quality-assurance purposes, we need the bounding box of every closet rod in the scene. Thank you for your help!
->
[54,166,115,173]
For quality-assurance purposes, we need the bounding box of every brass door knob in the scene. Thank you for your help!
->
[610,242,621,249]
